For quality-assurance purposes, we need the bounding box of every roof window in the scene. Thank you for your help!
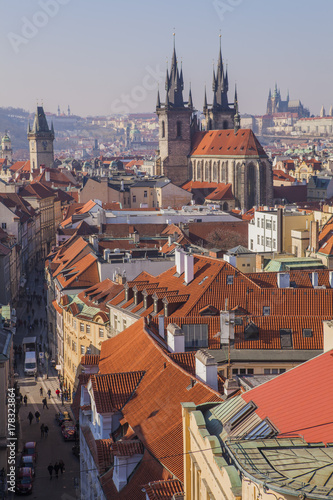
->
[245,418,277,440]
[224,401,257,433]
[303,328,313,338]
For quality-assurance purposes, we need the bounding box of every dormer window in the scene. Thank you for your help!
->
[134,291,138,306]
[143,296,147,309]
[154,299,158,314]
[164,303,168,317]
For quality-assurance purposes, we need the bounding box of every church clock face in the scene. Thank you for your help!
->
[42,141,48,150]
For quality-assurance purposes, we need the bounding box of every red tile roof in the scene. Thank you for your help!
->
[90,371,145,413]
[242,349,333,444]
[190,129,267,157]
[111,441,144,457]
[98,319,222,482]
[81,354,100,366]
[205,183,234,201]
[143,479,184,499]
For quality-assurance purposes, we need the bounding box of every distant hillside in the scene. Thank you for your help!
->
[0,107,30,150]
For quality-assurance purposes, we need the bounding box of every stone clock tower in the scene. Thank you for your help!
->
[28,106,55,170]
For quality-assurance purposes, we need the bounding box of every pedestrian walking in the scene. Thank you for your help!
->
[35,410,40,423]
[34,372,37,382]
[28,412,33,425]
[40,387,43,396]
[44,425,49,438]
[47,463,53,480]
[23,395,27,406]
[54,462,60,479]
[55,388,60,399]
[42,397,48,409]
[47,389,51,399]
[20,393,23,403]
[40,423,45,438]
[61,392,64,405]
[59,459,65,474]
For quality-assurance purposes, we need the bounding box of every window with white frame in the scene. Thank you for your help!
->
[86,324,90,334]
[80,323,84,332]
[99,328,104,338]
[80,345,85,355]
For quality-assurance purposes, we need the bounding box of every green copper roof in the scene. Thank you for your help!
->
[227,438,333,499]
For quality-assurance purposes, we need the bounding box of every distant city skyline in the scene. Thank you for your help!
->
[1,0,332,118]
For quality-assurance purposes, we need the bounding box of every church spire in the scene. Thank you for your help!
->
[188,84,193,110]
[156,88,161,110]
[203,86,208,111]
[210,35,229,110]
[163,34,185,108]
[234,85,240,133]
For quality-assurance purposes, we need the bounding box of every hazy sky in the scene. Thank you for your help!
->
[1,0,332,117]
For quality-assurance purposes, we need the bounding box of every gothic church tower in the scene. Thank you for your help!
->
[156,37,194,186]
[28,106,54,170]
[203,37,236,130]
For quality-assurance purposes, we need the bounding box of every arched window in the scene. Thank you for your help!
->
[223,202,228,211]
[177,121,182,138]
[247,163,256,209]
[205,162,210,182]
[161,121,165,138]
[213,162,218,182]
[197,162,202,180]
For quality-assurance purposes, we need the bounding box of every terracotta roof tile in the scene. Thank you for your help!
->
[190,129,267,157]
[81,355,100,366]
[98,319,222,482]
[111,440,144,457]
[143,479,184,499]
[90,371,145,413]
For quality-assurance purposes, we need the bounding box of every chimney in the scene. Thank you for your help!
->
[277,272,290,288]
[311,272,318,287]
[224,378,240,397]
[329,271,333,288]
[168,235,173,247]
[89,235,98,252]
[158,315,165,338]
[40,164,45,174]
[167,323,185,353]
[175,248,185,275]
[219,310,235,344]
[103,248,110,261]
[195,349,218,391]
[310,220,319,252]
[184,253,194,284]
[45,169,50,182]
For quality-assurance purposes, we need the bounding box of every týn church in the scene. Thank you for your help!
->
[155,38,273,211]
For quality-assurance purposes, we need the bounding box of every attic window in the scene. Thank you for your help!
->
[198,276,209,285]
[263,306,270,316]
[280,328,293,349]
[224,401,257,433]
[226,275,234,285]
[245,418,277,440]
[244,322,259,340]
[303,328,313,338]
[234,317,243,326]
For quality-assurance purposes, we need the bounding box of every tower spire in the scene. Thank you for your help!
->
[156,88,161,109]
[234,84,240,133]
[203,86,208,111]
[188,83,193,109]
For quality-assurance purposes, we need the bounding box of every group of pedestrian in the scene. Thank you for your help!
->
[27,410,41,425]
[47,460,65,479]
[40,423,49,438]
